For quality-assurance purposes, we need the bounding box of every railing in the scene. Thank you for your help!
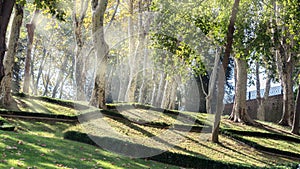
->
[225,86,283,103]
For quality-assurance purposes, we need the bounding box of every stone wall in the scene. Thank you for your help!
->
[223,95,283,123]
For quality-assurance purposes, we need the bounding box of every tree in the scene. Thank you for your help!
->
[269,0,299,126]
[89,0,109,108]
[291,82,300,134]
[73,0,89,101]
[0,0,16,84]
[211,0,240,143]
[0,3,24,107]
[23,9,39,93]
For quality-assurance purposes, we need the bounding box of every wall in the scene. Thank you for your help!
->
[223,95,283,123]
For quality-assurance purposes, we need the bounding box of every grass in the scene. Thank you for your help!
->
[0,130,179,169]
[1,95,300,168]
[14,97,78,116]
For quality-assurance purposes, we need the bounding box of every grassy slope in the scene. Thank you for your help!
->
[0,95,300,168]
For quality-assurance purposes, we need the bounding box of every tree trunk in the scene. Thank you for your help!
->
[150,69,157,105]
[155,72,166,107]
[272,2,295,126]
[0,3,23,107]
[23,10,39,93]
[211,0,240,143]
[255,61,261,102]
[279,61,294,126]
[257,71,271,121]
[291,83,300,134]
[42,55,53,96]
[34,47,47,95]
[211,66,225,143]
[0,0,15,83]
[89,0,109,109]
[52,55,69,98]
[207,49,220,142]
[161,78,169,109]
[125,0,137,102]
[73,0,89,101]
[231,58,254,124]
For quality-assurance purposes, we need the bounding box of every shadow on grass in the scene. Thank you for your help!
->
[221,129,300,159]
[78,109,211,133]
[64,130,259,169]
[107,103,208,126]
[0,130,169,169]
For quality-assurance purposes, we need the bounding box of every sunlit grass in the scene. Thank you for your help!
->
[14,97,78,116]
[0,130,180,169]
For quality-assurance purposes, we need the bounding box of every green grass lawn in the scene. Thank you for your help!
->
[0,130,179,169]
[0,95,299,168]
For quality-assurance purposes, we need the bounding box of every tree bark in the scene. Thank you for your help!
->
[272,2,295,126]
[23,10,39,93]
[291,83,300,134]
[0,3,23,107]
[52,55,69,98]
[125,0,138,102]
[279,60,294,126]
[257,71,271,121]
[0,0,15,83]
[211,0,240,143]
[73,0,89,101]
[89,0,109,109]
[155,72,166,107]
[231,58,254,124]
[150,69,157,105]
[34,47,47,95]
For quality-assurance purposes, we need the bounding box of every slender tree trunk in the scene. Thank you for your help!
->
[211,66,225,143]
[89,0,109,109]
[73,0,89,101]
[207,49,220,142]
[125,0,138,102]
[168,79,178,110]
[161,78,169,109]
[52,55,69,98]
[257,71,271,121]
[272,2,295,126]
[34,47,47,95]
[23,10,39,93]
[256,61,261,102]
[0,3,23,107]
[117,65,127,102]
[291,83,300,134]
[150,69,157,105]
[211,0,240,143]
[0,0,15,83]
[42,55,52,96]
[155,72,166,107]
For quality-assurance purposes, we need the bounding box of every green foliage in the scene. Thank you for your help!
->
[33,0,66,21]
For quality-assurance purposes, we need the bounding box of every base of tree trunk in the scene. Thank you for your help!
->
[0,98,19,111]
[278,119,291,126]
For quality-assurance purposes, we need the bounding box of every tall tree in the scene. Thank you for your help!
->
[73,0,89,101]
[211,0,240,143]
[291,82,300,134]
[23,9,39,93]
[0,3,24,107]
[89,0,109,108]
[0,0,16,83]
[125,0,137,102]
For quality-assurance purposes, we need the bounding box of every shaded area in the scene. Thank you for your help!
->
[221,129,300,158]
[64,131,258,169]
